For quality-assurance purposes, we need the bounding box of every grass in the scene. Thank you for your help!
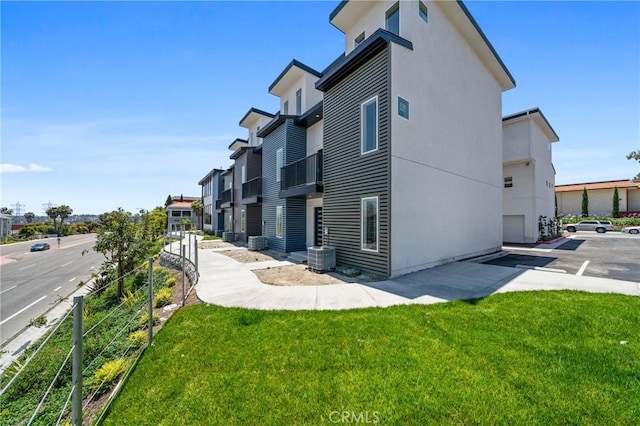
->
[102,291,640,425]
[202,234,221,240]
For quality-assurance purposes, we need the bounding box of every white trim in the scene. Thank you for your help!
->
[276,205,284,239]
[361,196,379,252]
[276,148,283,183]
[360,96,379,155]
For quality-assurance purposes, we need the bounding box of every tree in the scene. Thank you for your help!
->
[46,205,73,236]
[24,212,35,224]
[191,199,203,230]
[179,194,184,202]
[0,207,13,215]
[165,195,173,208]
[627,150,640,180]
[612,187,620,218]
[581,188,589,217]
[94,209,148,298]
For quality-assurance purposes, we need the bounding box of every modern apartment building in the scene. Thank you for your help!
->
[198,168,225,234]
[200,0,522,278]
[502,108,559,243]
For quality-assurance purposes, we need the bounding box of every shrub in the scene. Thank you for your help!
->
[91,358,127,394]
[126,330,147,348]
[154,288,173,308]
[28,315,47,328]
[138,312,160,329]
[335,265,361,277]
[165,277,177,287]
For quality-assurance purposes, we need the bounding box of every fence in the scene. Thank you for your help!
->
[0,234,200,425]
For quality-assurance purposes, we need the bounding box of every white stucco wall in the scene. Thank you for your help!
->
[279,73,322,115]
[502,115,557,242]
[388,1,504,277]
[306,120,323,156]
[557,188,624,217]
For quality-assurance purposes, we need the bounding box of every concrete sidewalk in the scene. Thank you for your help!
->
[195,243,640,310]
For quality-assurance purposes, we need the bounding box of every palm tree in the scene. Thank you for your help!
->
[191,199,203,230]
[24,212,35,224]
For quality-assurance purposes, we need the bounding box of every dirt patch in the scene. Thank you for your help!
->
[254,265,349,286]
[198,240,239,250]
[217,248,288,263]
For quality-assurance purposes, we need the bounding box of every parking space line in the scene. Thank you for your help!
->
[69,277,76,282]
[61,261,73,267]
[0,296,47,325]
[0,286,17,295]
[53,286,62,292]
[577,260,590,276]
[19,264,36,270]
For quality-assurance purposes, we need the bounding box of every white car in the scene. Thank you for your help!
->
[564,220,614,233]
[621,226,640,235]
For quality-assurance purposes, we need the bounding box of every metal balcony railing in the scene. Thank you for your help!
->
[280,151,323,191]
[221,188,233,204]
[242,177,262,199]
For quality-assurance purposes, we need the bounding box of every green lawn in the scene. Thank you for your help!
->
[102,292,640,425]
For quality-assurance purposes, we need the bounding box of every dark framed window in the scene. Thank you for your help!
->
[504,177,513,188]
[398,97,409,119]
[361,197,379,252]
[296,89,302,115]
[385,3,400,35]
[419,1,428,24]
[361,96,378,154]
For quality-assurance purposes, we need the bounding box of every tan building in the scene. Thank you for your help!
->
[555,180,640,217]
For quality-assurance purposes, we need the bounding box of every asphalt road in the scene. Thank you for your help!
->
[0,234,104,346]
[488,232,640,282]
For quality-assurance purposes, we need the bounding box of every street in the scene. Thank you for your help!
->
[0,234,104,346]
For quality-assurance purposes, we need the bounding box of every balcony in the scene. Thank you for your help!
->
[221,188,233,208]
[242,177,262,205]
[279,151,323,199]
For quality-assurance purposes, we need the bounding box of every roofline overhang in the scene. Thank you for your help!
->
[268,59,322,95]
[294,101,323,128]
[503,107,559,143]
[257,113,299,138]
[230,146,261,160]
[227,138,248,151]
[197,168,225,185]
[329,1,515,91]
[238,107,275,128]
[316,28,412,92]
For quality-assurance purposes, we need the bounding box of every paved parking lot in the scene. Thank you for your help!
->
[485,232,640,282]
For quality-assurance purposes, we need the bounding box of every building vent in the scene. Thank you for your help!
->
[307,246,336,273]
[222,232,235,242]
[248,236,268,251]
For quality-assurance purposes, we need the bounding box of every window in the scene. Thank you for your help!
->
[283,100,289,115]
[361,197,378,252]
[361,96,378,154]
[385,3,400,35]
[296,89,302,115]
[241,210,246,232]
[354,32,365,48]
[276,148,283,182]
[398,97,409,119]
[504,177,513,188]
[241,165,246,183]
[276,206,283,238]
[419,1,428,24]
[171,210,181,217]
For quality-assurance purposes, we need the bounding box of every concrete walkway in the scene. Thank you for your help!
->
[195,242,640,310]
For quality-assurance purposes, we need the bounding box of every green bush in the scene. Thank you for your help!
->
[91,358,127,393]
[138,312,160,329]
[126,330,147,348]
[165,277,177,287]
[335,265,361,277]
[154,288,173,307]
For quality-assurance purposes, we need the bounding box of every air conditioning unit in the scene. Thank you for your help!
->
[248,236,268,251]
[222,232,235,242]
[307,246,336,273]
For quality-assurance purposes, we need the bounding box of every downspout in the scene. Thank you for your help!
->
[528,111,536,242]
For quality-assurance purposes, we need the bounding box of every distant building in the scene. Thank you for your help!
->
[556,180,640,217]
[165,196,199,233]
[0,213,11,239]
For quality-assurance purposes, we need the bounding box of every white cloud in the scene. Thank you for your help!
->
[0,163,53,173]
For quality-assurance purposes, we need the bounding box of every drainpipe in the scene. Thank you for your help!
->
[528,111,536,241]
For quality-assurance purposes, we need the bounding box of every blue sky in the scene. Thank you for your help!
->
[2,1,638,215]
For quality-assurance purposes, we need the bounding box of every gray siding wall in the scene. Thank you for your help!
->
[262,124,286,251]
[322,47,391,277]
[246,150,262,180]
[233,155,246,242]
[213,172,224,230]
[262,119,308,252]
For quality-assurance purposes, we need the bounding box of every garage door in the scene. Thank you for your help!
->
[503,215,525,243]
